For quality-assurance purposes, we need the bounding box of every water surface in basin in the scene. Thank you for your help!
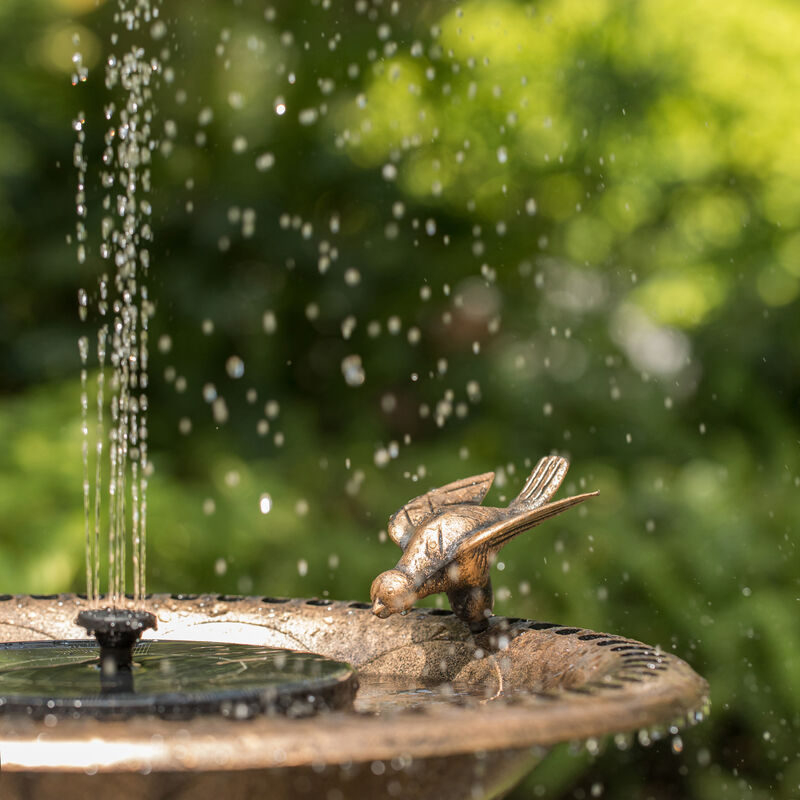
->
[0,640,356,719]
[356,676,498,714]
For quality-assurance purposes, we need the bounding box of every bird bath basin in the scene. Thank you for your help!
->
[0,593,709,800]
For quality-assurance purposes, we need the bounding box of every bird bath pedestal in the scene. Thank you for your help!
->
[0,593,708,800]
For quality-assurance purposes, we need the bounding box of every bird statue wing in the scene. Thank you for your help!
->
[508,454,570,511]
[452,491,599,561]
[387,471,495,549]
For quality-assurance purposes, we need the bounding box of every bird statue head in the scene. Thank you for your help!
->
[370,569,415,618]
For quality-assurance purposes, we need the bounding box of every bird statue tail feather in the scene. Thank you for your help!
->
[508,455,570,511]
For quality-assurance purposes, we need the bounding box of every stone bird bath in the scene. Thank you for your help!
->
[0,593,708,800]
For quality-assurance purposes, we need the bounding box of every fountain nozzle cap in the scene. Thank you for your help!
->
[76,608,157,669]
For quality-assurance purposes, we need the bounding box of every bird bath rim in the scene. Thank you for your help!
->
[0,593,709,774]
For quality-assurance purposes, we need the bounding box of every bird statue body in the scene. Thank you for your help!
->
[371,455,598,632]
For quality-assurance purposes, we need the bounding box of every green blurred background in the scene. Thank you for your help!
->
[1,0,798,797]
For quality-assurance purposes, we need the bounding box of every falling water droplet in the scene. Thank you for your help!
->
[77,289,88,321]
[202,383,217,403]
[341,354,366,387]
[256,152,275,172]
[225,356,245,379]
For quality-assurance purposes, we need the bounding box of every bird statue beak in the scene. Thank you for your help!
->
[372,599,390,618]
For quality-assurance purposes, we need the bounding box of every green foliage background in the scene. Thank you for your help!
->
[1,0,798,797]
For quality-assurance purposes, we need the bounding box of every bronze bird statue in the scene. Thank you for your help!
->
[371,455,598,632]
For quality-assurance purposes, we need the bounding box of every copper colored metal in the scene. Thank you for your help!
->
[0,593,709,800]
[371,455,598,630]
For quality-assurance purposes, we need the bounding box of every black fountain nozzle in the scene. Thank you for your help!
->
[76,608,157,693]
